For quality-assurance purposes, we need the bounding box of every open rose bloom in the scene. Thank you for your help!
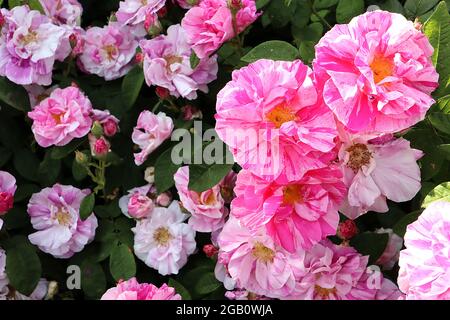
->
[78,22,138,80]
[28,86,93,147]
[182,0,259,58]
[140,24,218,100]
[314,10,439,134]
[0,6,70,85]
[101,278,181,300]
[27,184,98,259]
[398,201,450,300]
[215,59,338,181]
[231,167,346,252]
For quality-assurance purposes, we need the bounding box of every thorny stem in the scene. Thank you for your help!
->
[310,1,332,30]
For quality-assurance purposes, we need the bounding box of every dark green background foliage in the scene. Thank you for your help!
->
[0,0,449,299]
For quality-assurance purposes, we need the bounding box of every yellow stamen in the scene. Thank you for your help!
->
[153,227,172,246]
[282,184,303,205]
[252,242,275,263]
[346,143,372,172]
[265,104,297,128]
[370,55,394,84]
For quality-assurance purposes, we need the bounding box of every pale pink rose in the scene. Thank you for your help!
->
[116,0,165,27]
[28,86,93,147]
[181,0,259,58]
[119,184,155,219]
[0,6,70,85]
[339,132,422,219]
[314,10,438,134]
[139,24,218,100]
[286,240,378,300]
[132,111,174,166]
[232,167,346,252]
[398,201,450,300]
[27,184,98,259]
[174,166,228,232]
[39,0,82,26]
[0,171,17,216]
[217,218,299,299]
[133,201,196,275]
[101,278,181,300]
[215,59,338,181]
[375,228,403,270]
[0,249,49,300]
[91,109,120,137]
[77,22,138,80]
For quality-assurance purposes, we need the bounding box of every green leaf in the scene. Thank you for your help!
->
[50,139,85,159]
[404,127,443,180]
[190,51,200,69]
[194,272,222,295]
[121,65,145,110]
[299,41,316,64]
[154,147,181,193]
[405,0,440,18]
[256,0,270,9]
[13,148,40,182]
[94,200,122,219]
[241,40,299,63]
[393,210,422,237]
[428,112,450,135]
[14,183,40,202]
[81,261,106,299]
[435,94,450,113]
[438,144,450,159]
[5,237,42,296]
[313,0,339,10]
[168,278,192,300]
[79,193,95,221]
[423,1,450,98]
[0,77,31,112]
[336,0,364,23]
[28,0,45,13]
[349,232,389,264]
[72,157,88,181]
[0,147,12,167]
[263,0,297,28]
[188,163,233,193]
[37,151,61,186]
[109,243,136,282]
[2,206,30,230]
[422,181,450,207]
[380,0,405,14]
[292,22,324,44]
[291,0,312,28]
[8,0,22,9]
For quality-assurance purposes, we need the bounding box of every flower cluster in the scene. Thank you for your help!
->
[214,10,438,299]
[0,0,446,301]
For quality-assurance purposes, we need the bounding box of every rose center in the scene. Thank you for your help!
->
[370,55,394,84]
[51,113,64,124]
[164,55,183,68]
[20,31,38,45]
[314,285,337,299]
[153,227,172,246]
[55,208,71,226]
[346,143,372,172]
[265,105,296,128]
[252,242,275,263]
[104,44,118,61]
[282,184,303,205]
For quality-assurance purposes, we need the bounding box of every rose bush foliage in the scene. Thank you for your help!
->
[0,0,449,300]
